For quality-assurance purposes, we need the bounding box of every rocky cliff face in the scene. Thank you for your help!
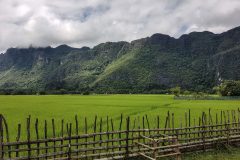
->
[0,26,240,93]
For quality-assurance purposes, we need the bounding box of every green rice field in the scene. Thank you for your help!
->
[0,94,240,140]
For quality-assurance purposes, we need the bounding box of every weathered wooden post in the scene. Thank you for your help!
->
[172,113,175,135]
[16,124,21,158]
[67,123,72,160]
[27,116,31,159]
[75,115,79,157]
[52,119,56,159]
[60,119,64,158]
[238,108,240,133]
[119,114,123,152]
[145,115,150,135]
[44,120,48,160]
[93,116,97,155]
[189,109,191,140]
[202,112,206,152]
[185,112,188,143]
[0,114,3,159]
[84,118,88,158]
[153,140,158,159]
[173,136,181,160]
[125,117,130,159]
[227,122,230,145]
[131,118,136,151]
[35,119,39,159]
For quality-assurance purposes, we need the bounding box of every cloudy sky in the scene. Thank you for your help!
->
[1,0,240,52]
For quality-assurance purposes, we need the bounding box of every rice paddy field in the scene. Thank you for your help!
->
[0,94,240,140]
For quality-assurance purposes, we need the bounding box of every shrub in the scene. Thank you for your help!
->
[170,86,181,97]
[216,80,240,96]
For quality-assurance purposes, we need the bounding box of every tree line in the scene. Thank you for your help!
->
[170,80,240,98]
[0,80,240,96]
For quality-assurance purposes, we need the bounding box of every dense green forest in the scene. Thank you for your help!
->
[0,26,240,94]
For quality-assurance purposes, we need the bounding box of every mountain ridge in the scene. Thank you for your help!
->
[0,26,240,94]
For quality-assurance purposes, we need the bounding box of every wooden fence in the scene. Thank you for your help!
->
[1,109,240,159]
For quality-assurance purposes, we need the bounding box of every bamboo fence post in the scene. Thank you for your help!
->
[208,109,211,125]
[180,117,183,143]
[174,130,181,160]
[238,108,240,133]
[152,140,157,159]
[162,113,169,146]
[206,110,209,139]
[223,111,227,136]
[60,119,64,158]
[44,120,48,160]
[216,113,218,137]
[106,116,110,157]
[232,110,237,134]
[153,137,159,159]
[125,117,130,159]
[205,112,208,139]
[172,113,175,136]
[0,114,3,159]
[231,110,234,131]
[16,124,21,158]
[137,116,141,152]
[99,118,103,159]
[154,117,157,129]
[202,112,206,152]
[209,109,213,139]
[227,122,230,145]
[2,116,10,158]
[93,115,97,155]
[119,114,123,151]
[189,109,191,140]
[75,115,79,157]
[176,129,179,142]
[111,118,114,153]
[35,119,39,159]
[198,117,201,138]
[142,116,145,143]
[185,111,187,143]
[227,111,230,131]
[27,116,31,159]
[145,115,150,135]
[157,115,160,135]
[236,110,238,133]
[66,123,69,157]
[52,119,56,159]
[132,118,136,150]
[67,123,72,160]
[84,117,88,158]
[221,111,223,136]
[163,112,169,135]
[234,110,237,133]
[193,118,196,140]
[167,111,171,135]
[227,110,230,145]
[216,112,221,145]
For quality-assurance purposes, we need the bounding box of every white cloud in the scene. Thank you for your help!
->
[0,0,240,52]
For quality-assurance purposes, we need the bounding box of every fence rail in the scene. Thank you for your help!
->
[1,109,240,159]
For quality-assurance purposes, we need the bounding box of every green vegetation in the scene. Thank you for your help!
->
[170,86,181,97]
[184,147,240,160]
[0,27,240,94]
[0,94,239,140]
[214,80,240,96]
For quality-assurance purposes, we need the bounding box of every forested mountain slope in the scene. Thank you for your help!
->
[0,26,240,94]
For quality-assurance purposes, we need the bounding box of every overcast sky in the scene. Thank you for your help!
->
[1,0,240,52]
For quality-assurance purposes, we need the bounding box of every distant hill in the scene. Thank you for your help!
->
[0,26,240,94]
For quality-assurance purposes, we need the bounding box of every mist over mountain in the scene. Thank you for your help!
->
[0,26,240,94]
